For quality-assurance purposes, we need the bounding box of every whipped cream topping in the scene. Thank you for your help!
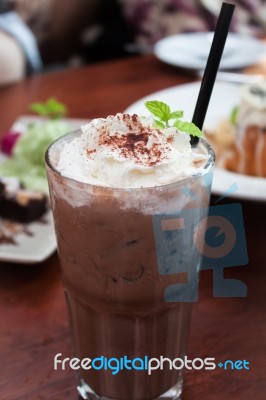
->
[57,113,208,188]
[237,82,266,129]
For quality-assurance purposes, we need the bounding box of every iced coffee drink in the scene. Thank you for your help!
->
[46,113,214,400]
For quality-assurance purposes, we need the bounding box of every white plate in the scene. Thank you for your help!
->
[124,81,266,202]
[154,32,266,70]
[0,211,56,264]
[0,116,88,264]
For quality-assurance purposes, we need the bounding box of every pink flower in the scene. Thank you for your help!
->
[0,131,21,156]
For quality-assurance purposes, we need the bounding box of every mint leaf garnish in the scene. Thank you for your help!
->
[173,120,202,137]
[29,103,48,116]
[170,110,184,119]
[145,100,203,137]
[153,119,165,129]
[30,97,67,119]
[145,101,171,124]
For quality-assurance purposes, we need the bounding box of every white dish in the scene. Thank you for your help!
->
[11,115,88,135]
[125,81,266,202]
[0,116,88,264]
[0,210,56,264]
[154,32,266,70]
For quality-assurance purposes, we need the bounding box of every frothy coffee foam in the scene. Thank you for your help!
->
[57,113,208,188]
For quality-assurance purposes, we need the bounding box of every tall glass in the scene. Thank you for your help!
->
[45,130,215,400]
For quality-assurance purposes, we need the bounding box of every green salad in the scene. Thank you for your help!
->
[0,98,70,193]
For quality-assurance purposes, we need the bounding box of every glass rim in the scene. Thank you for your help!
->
[45,129,215,192]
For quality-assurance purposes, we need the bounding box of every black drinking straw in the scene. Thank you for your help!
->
[190,2,235,146]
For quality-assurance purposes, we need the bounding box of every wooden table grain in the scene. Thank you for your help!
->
[0,55,265,400]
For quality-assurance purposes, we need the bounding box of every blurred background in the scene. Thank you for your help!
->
[1,0,266,86]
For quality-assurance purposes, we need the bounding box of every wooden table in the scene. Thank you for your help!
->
[0,55,265,400]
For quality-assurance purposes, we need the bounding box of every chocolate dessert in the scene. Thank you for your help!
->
[0,181,4,201]
[0,189,47,223]
[0,178,47,223]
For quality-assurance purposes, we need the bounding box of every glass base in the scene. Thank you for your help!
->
[77,379,183,400]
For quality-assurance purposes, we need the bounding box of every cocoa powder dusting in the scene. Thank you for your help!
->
[167,135,174,144]
[96,114,168,167]
[87,149,96,157]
